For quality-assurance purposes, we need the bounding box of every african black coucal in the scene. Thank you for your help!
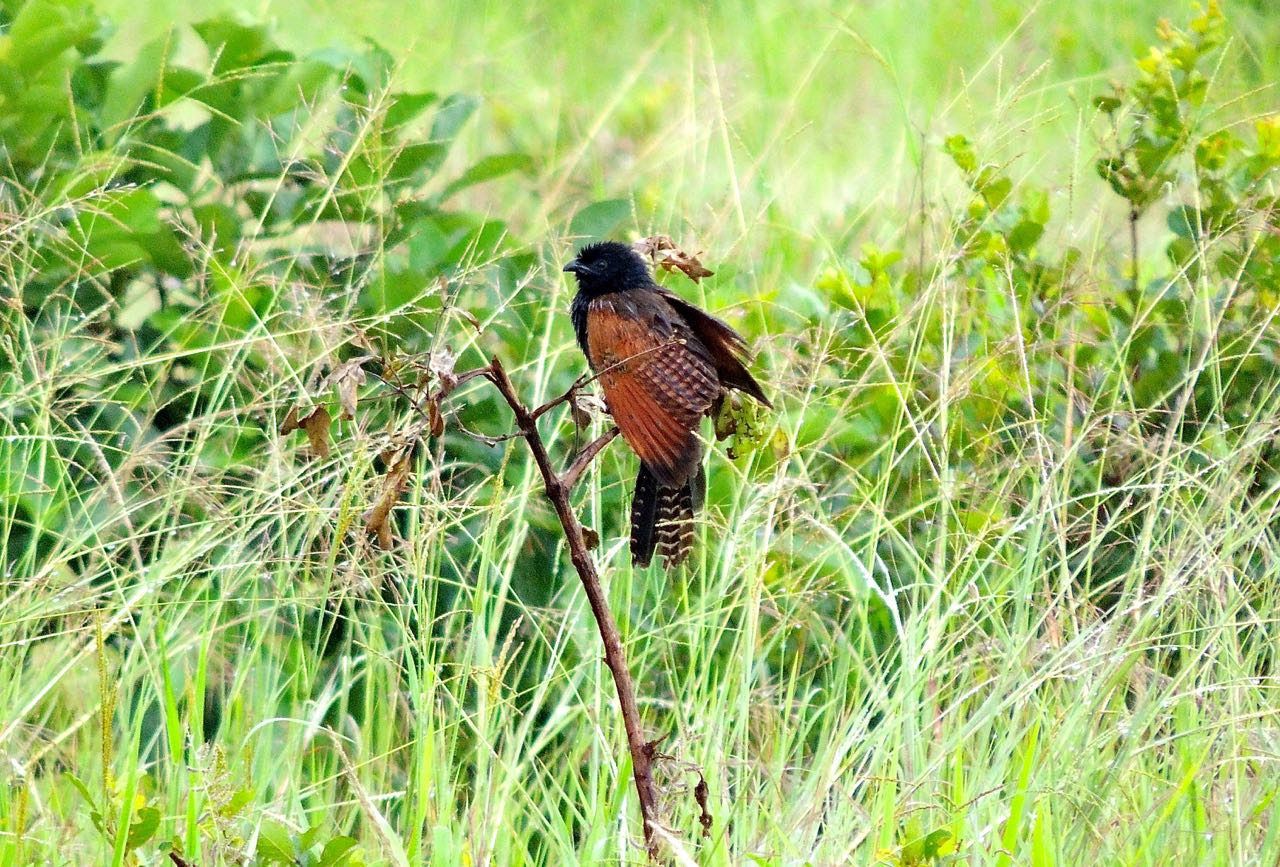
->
[563,241,772,568]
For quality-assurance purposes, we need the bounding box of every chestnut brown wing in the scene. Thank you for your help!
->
[585,292,720,487]
[655,286,772,408]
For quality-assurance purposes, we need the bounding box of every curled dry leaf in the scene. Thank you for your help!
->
[426,397,445,438]
[694,773,712,837]
[452,307,481,332]
[299,407,332,458]
[281,405,332,458]
[279,405,301,436]
[363,447,414,550]
[323,356,373,420]
[633,235,714,283]
[570,389,606,429]
[430,348,459,397]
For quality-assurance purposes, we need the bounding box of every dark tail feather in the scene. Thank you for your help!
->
[631,465,704,568]
[630,465,659,567]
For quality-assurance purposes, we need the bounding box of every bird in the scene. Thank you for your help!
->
[563,240,772,568]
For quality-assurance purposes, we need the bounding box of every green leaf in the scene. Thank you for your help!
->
[1023,189,1051,225]
[402,215,454,274]
[1092,94,1122,113]
[155,66,204,108]
[256,819,297,864]
[429,825,455,867]
[429,92,478,146]
[319,836,359,867]
[569,198,631,240]
[126,806,160,850]
[219,786,255,819]
[384,91,439,129]
[1008,221,1044,254]
[299,823,325,853]
[385,142,450,184]
[1167,204,1200,240]
[444,218,509,267]
[63,772,98,813]
[979,175,1012,210]
[257,57,339,116]
[192,15,274,74]
[101,30,174,138]
[3,0,98,78]
[923,828,955,858]
[944,134,977,174]
[440,152,533,200]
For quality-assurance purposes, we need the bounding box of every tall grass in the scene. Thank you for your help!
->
[2,1,1279,865]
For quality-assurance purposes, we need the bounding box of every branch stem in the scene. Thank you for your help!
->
[480,358,662,860]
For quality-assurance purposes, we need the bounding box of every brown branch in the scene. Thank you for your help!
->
[563,426,620,492]
[531,372,590,421]
[477,357,664,860]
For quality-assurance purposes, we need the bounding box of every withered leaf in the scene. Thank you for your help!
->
[279,405,302,436]
[570,390,605,429]
[430,348,458,397]
[299,406,332,458]
[426,397,445,438]
[363,448,414,550]
[323,356,373,420]
[694,773,712,837]
[581,526,600,551]
[633,234,715,282]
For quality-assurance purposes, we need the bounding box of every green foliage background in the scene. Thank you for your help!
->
[0,0,1278,864]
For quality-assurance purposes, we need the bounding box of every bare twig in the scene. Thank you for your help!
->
[562,427,621,492]
[465,357,665,860]
[531,372,590,421]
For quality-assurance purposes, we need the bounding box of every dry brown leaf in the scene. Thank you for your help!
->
[323,356,373,420]
[299,406,332,458]
[633,235,714,282]
[279,405,302,435]
[363,448,414,550]
[430,348,458,397]
[582,526,600,551]
[426,397,445,438]
[570,390,606,429]
[694,773,712,838]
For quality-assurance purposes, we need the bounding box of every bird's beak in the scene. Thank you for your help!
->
[562,260,583,274]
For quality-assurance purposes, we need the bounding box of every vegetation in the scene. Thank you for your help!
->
[0,0,1277,864]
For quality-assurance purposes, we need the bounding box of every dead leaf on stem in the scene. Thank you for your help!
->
[322,356,373,420]
[570,390,606,429]
[633,235,714,282]
[363,446,414,550]
[281,405,332,458]
[430,348,458,397]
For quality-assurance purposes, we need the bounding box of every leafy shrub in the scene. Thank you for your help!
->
[0,0,535,559]
[809,0,1278,603]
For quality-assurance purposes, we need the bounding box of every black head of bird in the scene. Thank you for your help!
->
[562,240,653,296]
